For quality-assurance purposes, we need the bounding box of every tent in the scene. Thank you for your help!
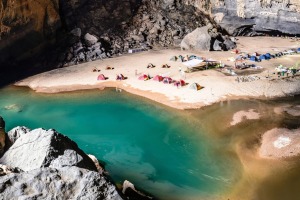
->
[179,79,186,86]
[116,74,125,80]
[259,54,266,60]
[231,49,239,54]
[163,77,172,84]
[147,63,155,68]
[170,56,178,61]
[153,75,163,82]
[265,53,271,60]
[188,55,198,60]
[297,48,300,53]
[236,55,244,60]
[250,56,258,62]
[182,59,203,68]
[174,79,186,87]
[189,82,201,91]
[138,74,149,81]
[178,55,186,62]
[97,74,106,80]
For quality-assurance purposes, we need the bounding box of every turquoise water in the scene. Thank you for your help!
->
[0,86,238,200]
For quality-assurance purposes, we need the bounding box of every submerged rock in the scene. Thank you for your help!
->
[3,104,23,112]
[0,166,122,200]
[0,128,97,172]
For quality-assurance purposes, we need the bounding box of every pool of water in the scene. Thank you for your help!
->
[0,86,239,200]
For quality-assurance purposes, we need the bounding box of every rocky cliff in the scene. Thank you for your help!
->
[209,0,300,36]
[0,0,300,84]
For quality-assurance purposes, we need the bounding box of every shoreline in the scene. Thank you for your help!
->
[15,37,300,110]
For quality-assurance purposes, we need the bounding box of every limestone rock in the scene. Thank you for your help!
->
[122,180,153,200]
[213,39,222,51]
[0,166,123,200]
[223,38,237,50]
[180,26,211,51]
[88,154,104,174]
[84,33,98,46]
[0,164,22,176]
[213,0,300,36]
[7,126,31,144]
[0,128,97,172]
[71,28,82,37]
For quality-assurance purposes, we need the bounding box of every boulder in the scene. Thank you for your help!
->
[213,39,222,51]
[84,33,98,46]
[70,28,82,37]
[223,38,237,51]
[0,166,123,200]
[122,180,153,200]
[88,154,104,174]
[7,126,30,144]
[0,128,97,172]
[180,26,211,51]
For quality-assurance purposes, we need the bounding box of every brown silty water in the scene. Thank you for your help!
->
[187,96,300,200]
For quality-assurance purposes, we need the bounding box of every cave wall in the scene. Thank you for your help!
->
[208,0,300,35]
[0,0,61,63]
[0,0,300,86]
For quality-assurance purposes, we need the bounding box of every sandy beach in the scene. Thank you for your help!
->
[16,37,300,109]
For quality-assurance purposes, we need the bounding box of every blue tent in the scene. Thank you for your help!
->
[250,56,258,62]
[265,53,271,60]
[260,54,266,60]
[297,48,300,53]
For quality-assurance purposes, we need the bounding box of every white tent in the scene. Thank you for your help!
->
[182,59,203,68]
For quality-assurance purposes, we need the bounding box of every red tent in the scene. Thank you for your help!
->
[174,79,186,87]
[138,74,149,80]
[153,75,163,82]
[97,74,106,80]
[163,77,172,84]
[179,79,186,86]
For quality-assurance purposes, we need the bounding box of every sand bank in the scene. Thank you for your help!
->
[259,128,300,159]
[274,105,300,116]
[16,37,300,109]
[230,109,260,126]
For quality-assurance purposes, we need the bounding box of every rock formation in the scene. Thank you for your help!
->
[0,166,122,200]
[7,126,30,144]
[210,0,300,36]
[0,125,123,199]
[1,0,300,83]
[0,128,97,172]
[0,116,152,199]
